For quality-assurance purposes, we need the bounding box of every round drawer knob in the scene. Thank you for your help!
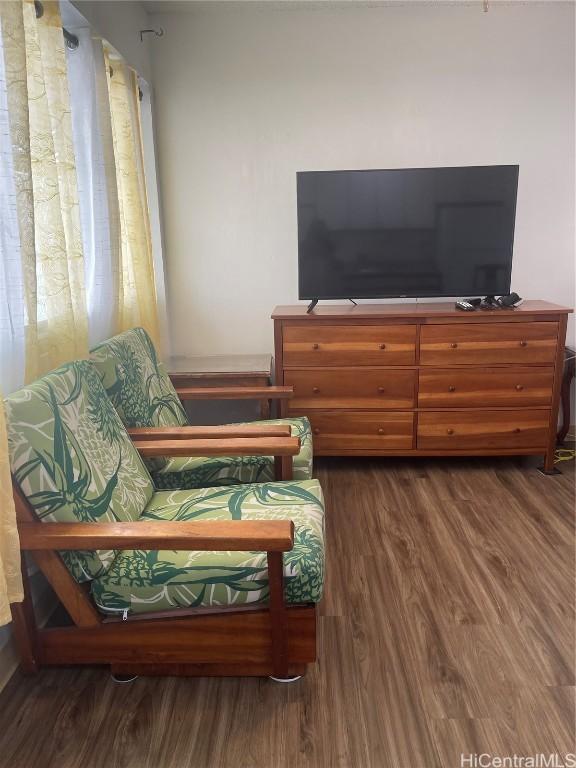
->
[519,340,527,347]
[379,343,386,350]
[450,343,458,349]
[312,387,320,394]
[377,428,385,435]
[515,384,523,391]
[514,427,521,433]
[447,428,454,435]
[313,428,320,435]
[378,386,385,394]
[448,385,456,392]
[312,343,319,350]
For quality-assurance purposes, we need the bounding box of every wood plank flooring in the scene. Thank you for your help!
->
[0,455,573,768]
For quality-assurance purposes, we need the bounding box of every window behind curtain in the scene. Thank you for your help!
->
[66,28,119,348]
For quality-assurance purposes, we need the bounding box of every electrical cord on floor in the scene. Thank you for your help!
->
[555,432,575,464]
[555,448,576,463]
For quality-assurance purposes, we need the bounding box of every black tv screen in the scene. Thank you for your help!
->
[297,165,519,300]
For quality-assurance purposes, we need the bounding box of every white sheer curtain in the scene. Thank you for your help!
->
[66,29,120,348]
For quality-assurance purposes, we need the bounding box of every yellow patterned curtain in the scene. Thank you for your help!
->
[106,53,161,351]
[0,0,88,625]
[0,400,22,626]
[23,0,88,377]
[0,3,162,625]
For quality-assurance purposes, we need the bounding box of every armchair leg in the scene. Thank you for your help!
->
[267,551,289,679]
[110,671,139,684]
[10,556,39,675]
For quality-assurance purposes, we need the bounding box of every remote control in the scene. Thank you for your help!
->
[455,300,476,312]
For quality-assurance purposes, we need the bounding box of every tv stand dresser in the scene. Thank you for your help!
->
[272,301,572,472]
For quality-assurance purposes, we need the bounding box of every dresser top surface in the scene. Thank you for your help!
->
[272,300,572,320]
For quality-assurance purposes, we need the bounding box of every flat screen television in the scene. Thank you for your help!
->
[297,165,519,300]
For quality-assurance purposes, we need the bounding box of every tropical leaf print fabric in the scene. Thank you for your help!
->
[4,360,154,581]
[90,327,187,472]
[152,416,314,489]
[90,327,314,488]
[90,327,187,429]
[5,360,324,616]
[92,479,325,615]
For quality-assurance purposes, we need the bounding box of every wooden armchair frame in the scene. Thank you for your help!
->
[129,384,298,480]
[10,433,317,680]
[173,384,294,404]
[130,430,299,482]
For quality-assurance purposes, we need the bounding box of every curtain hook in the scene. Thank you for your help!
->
[139,28,164,42]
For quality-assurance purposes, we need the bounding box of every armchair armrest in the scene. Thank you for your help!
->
[18,520,294,552]
[127,424,291,440]
[175,385,293,401]
[132,436,300,458]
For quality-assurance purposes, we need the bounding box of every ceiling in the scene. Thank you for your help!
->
[141,0,490,14]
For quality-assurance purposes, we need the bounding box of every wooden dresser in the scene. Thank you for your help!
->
[272,301,572,472]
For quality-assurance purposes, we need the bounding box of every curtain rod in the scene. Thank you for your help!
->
[34,1,79,50]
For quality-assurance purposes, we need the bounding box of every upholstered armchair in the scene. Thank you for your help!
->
[6,360,325,679]
[90,328,313,489]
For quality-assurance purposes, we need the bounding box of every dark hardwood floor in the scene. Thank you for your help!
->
[0,455,574,768]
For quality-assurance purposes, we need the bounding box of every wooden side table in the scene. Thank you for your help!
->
[166,354,274,418]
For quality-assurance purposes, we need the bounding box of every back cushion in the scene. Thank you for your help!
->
[5,360,154,582]
[90,328,188,471]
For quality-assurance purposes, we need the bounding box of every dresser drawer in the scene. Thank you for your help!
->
[286,368,416,410]
[418,367,555,408]
[307,411,414,451]
[417,409,550,450]
[283,324,416,366]
[419,322,558,365]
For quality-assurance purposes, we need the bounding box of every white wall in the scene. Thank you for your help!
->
[149,1,575,356]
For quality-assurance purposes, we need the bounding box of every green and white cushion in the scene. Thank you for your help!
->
[90,328,188,472]
[90,327,188,429]
[90,328,314,488]
[92,479,325,616]
[5,361,325,616]
[151,416,313,489]
[5,361,154,582]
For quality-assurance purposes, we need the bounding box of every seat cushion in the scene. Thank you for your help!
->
[151,416,313,489]
[91,478,324,616]
[5,361,154,582]
[90,328,188,471]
